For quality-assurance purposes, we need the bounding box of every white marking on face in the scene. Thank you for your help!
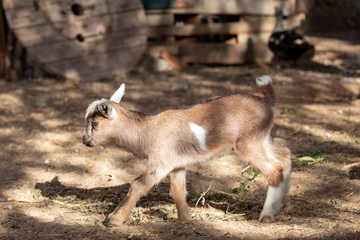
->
[85,99,107,120]
[189,123,208,151]
[85,99,117,119]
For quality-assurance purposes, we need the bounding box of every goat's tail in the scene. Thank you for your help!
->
[256,75,276,108]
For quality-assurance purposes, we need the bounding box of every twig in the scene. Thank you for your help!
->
[211,188,238,197]
[241,165,252,173]
[194,181,213,209]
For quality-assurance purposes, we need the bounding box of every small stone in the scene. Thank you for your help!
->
[44,159,50,164]
[40,121,49,129]
[336,109,343,114]
[54,217,69,223]
[274,137,287,145]
[171,83,189,92]
[275,129,286,137]
[326,132,332,138]
[35,100,47,108]
[302,125,310,131]
[130,92,144,100]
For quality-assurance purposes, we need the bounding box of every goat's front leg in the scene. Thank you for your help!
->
[105,168,170,227]
[169,168,191,221]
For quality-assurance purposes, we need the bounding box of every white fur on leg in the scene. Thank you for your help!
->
[260,168,291,221]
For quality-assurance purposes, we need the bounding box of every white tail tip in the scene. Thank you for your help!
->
[256,75,272,86]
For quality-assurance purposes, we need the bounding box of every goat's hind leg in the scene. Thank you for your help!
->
[169,168,191,221]
[259,146,291,222]
[237,141,291,222]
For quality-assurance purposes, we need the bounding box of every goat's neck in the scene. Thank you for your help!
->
[115,108,150,158]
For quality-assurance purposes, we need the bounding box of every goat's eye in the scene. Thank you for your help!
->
[91,121,98,129]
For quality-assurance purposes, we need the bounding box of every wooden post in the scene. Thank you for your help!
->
[0,2,7,79]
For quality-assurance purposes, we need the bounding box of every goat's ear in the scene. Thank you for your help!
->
[97,102,113,118]
[110,83,125,104]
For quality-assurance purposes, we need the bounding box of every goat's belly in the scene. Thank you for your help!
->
[173,145,235,169]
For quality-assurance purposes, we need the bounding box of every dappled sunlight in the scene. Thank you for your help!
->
[21,204,93,226]
[26,131,74,153]
[0,127,25,136]
[1,32,360,239]
[282,102,360,144]
[0,93,24,109]
[4,183,44,203]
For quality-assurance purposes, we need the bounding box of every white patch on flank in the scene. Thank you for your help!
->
[260,168,291,221]
[189,123,208,151]
[256,75,272,86]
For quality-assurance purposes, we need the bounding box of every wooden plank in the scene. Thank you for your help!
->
[146,13,174,26]
[0,3,7,78]
[148,42,264,70]
[5,1,143,29]
[76,67,132,81]
[52,10,146,41]
[4,8,45,29]
[28,34,147,63]
[2,0,143,10]
[12,24,68,46]
[46,45,146,79]
[283,12,306,30]
[2,0,33,10]
[145,0,291,16]
[148,14,305,37]
[178,41,273,64]
[11,10,147,47]
[237,33,271,44]
[146,44,180,57]
[149,21,275,37]
[4,0,147,80]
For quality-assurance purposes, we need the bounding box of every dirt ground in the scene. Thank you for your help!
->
[0,31,359,240]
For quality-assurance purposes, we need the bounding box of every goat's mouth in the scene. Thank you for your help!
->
[83,140,95,147]
[82,133,95,147]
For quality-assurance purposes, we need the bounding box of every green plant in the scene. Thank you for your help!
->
[281,108,304,117]
[293,150,328,167]
[321,139,360,145]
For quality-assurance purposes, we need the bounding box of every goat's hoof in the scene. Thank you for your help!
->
[103,216,125,227]
[259,215,274,223]
[178,216,192,222]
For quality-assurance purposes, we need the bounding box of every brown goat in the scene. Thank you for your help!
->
[82,76,291,226]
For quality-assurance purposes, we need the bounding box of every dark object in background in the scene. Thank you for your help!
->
[342,162,360,180]
[141,0,192,9]
[268,8,314,63]
[349,166,360,180]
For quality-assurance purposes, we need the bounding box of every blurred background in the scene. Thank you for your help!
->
[0,1,359,239]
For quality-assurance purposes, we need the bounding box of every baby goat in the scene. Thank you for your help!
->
[82,76,291,226]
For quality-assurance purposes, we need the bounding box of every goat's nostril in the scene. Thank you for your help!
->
[82,133,94,147]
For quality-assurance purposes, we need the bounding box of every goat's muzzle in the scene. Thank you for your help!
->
[82,131,95,147]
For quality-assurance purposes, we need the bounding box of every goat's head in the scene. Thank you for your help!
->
[82,84,125,147]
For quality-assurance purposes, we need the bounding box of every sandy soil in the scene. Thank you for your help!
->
[0,32,359,239]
